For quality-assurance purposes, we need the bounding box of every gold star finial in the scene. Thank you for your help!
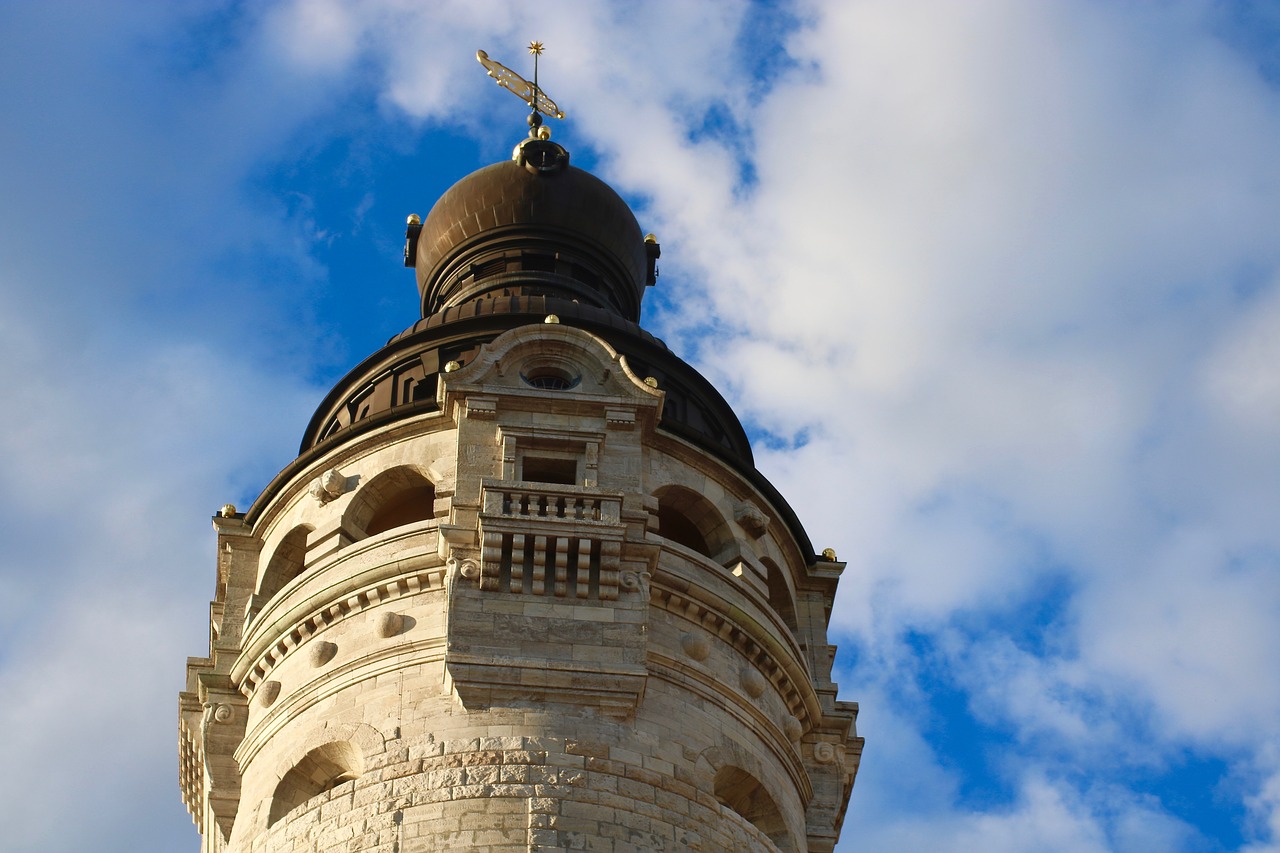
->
[528,41,544,56]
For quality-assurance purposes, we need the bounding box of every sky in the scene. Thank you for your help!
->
[0,1,1278,851]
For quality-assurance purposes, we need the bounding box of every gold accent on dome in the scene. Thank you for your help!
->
[476,48,565,120]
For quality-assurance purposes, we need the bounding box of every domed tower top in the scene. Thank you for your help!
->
[405,48,660,323]
[408,135,660,322]
[180,46,862,853]
[301,46,751,487]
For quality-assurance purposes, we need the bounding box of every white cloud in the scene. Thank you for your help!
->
[267,0,364,73]
[687,0,1280,728]
[535,0,1280,846]
[0,283,318,852]
[839,674,1213,853]
[4,0,1280,850]
[1203,280,1280,433]
[0,6,335,850]
[1244,756,1280,853]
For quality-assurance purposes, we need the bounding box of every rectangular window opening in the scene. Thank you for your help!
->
[521,455,578,486]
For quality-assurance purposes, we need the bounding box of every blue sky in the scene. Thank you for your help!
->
[1,2,1279,851]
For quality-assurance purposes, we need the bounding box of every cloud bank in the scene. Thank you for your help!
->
[1,2,1277,850]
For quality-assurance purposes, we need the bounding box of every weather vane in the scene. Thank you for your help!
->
[476,41,566,134]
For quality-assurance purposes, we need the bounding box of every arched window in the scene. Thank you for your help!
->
[653,485,732,560]
[268,741,364,827]
[763,558,798,633]
[714,765,794,851]
[255,525,313,606]
[365,484,436,536]
[344,467,437,540]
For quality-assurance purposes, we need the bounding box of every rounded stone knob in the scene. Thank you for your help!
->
[377,611,404,638]
[783,714,803,742]
[259,680,281,708]
[741,668,767,699]
[680,632,711,662]
[309,641,337,668]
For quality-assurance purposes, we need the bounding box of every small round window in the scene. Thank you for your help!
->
[521,366,580,391]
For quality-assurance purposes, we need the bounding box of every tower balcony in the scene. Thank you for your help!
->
[477,478,627,600]
[447,478,647,715]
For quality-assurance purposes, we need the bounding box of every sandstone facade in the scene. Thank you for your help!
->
[180,133,861,853]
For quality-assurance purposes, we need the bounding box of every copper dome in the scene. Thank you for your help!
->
[411,140,657,322]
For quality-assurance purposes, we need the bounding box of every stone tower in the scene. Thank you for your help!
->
[179,126,862,853]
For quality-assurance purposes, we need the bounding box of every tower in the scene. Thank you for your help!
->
[179,112,862,853]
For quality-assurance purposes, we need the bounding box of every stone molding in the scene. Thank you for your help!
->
[650,575,819,725]
[648,649,813,803]
[234,634,446,770]
[235,558,446,696]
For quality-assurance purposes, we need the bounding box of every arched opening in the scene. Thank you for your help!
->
[714,765,794,852]
[653,485,732,560]
[365,484,436,536]
[256,525,313,605]
[763,559,798,633]
[658,503,711,555]
[345,466,437,540]
[268,741,364,827]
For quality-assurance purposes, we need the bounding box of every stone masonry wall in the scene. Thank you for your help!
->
[186,326,859,853]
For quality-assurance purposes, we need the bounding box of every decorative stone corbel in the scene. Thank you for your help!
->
[200,702,231,775]
[813,740,855,785]
[448,557,481,583]
[309,468,348,504]
[198,697,245,843]
[814,741,843,765]
[734,501,770,537]
[620,570,650,600]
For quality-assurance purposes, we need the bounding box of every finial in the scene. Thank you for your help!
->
[477,45,566,135]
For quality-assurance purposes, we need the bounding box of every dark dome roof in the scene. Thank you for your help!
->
[412,139,655,322]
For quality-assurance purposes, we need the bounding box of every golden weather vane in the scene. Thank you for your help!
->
[476,42,566,122]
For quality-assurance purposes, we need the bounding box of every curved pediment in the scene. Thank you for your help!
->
[438,321,665,417]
